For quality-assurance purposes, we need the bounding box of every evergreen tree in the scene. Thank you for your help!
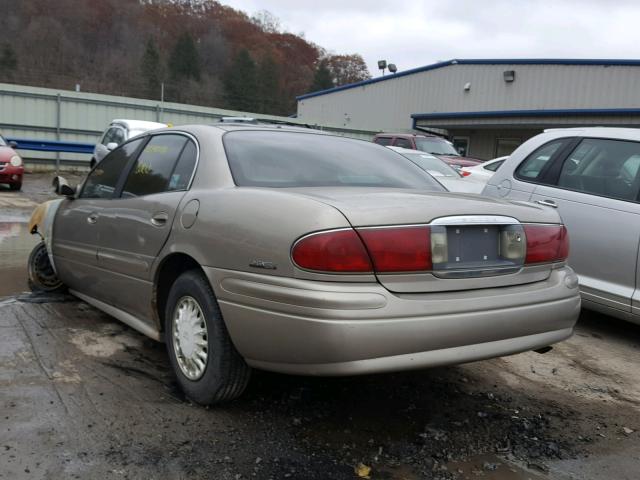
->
[223,49,259,112]
[141,39,161,99]
[169,32,201,82]
[310,59,333,92]
[257,55,280,114]
[0,43,17,70]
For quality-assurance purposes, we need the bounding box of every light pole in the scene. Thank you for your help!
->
[378,60,387,76]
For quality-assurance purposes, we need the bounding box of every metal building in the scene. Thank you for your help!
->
[296,59,640,160]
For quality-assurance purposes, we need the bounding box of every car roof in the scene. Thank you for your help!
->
[542,126,640,139]
[111,119,167,130]
[211,123,329,135]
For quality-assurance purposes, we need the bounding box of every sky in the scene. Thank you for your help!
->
[220,0,640,76]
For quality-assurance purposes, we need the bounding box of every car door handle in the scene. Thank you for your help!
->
[150,212,169,226]
[87,213,98,224]
[535,199,558,208]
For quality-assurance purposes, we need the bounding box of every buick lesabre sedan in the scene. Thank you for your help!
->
[28,125,580,404]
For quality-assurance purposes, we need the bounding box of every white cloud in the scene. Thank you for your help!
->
[220,0,640,76]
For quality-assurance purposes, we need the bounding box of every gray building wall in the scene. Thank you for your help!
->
[297,60,640,159]
[297,62,640,131]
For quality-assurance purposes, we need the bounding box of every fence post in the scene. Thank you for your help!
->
[55,93,61,174]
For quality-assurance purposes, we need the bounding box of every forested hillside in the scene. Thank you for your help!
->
[0,0,370,115]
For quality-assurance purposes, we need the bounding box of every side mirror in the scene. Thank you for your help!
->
[106,142,118,151]
[52,176,76,198]
[8,140,18,149]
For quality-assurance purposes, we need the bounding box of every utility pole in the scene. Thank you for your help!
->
[160,82,164,123]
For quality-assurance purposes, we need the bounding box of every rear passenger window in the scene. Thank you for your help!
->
[122,134,187,197]
[515,139,565,181]
[168,140,197,191]
[394,138,413,149]
[484,160,504,172]
[374,137,393,146]
[557,138,640,201]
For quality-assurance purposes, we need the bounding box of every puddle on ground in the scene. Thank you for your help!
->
[448,454,547,480]
[0,220,39,297]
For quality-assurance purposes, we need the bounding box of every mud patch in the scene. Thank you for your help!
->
[69,325,144,358]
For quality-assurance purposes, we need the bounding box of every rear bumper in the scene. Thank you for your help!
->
[0,164,23,184]
[205,266,580,376]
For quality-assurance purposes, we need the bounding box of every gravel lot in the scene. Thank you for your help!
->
[1,173,639,480]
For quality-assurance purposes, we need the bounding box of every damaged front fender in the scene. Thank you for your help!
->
[28,199,63,273]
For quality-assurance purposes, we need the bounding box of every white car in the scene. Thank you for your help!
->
[91,119,167,168]
[387,146,484,193]
[461,156,508,183]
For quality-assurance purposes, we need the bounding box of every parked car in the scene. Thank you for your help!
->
[29,125,580,404]
[484,127,640,324]
[373,132,482,169]
[91,119,167,168]
[0,135,24,191]
[387,146,484,193]
[461,156,508,183]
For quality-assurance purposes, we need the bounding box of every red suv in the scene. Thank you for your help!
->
[374,133,481,169]
[0,136,23,191]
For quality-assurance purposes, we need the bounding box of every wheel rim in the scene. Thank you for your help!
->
[172,296,208,380]
[29,245,62,290]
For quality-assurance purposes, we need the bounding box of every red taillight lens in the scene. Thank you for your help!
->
[461,170,471,177]
[292,229,373,272]
[358,226,432,272]
[524,225,569,264]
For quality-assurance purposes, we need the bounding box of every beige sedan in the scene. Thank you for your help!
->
[28,124,580,404]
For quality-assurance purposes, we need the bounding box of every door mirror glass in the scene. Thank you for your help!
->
[52,176,76,197]
[106,142,118,151]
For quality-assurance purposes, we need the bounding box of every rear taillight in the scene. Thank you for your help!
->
[524,225,569,264]
[292,229,373,272]
[358,226,432,272]
[292,226,432,273]
[461,170,471,177]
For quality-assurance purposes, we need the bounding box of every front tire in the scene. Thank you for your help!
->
[165,269,251,405]
[9,182,21,191]
[28,241,65,293]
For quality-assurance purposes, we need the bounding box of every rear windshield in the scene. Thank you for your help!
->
[415,137,459,156]
[223,130,446,190]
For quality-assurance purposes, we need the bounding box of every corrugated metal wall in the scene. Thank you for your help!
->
[297,63,640,132]
[0,83,376,165]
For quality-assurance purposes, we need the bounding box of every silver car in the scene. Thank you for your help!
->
[91,119,166,168]
[484,127,640,324]
[29,125,580,404]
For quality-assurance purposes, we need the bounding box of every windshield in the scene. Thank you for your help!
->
[415,137,460,156]
[223,131,446,191]
[400,152,461,177]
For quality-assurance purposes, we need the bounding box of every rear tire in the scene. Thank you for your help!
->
[28,241,65,293]
[164,269,251,405]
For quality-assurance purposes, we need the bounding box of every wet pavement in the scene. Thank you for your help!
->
[1,173,640,479]
[0,217,39,297]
